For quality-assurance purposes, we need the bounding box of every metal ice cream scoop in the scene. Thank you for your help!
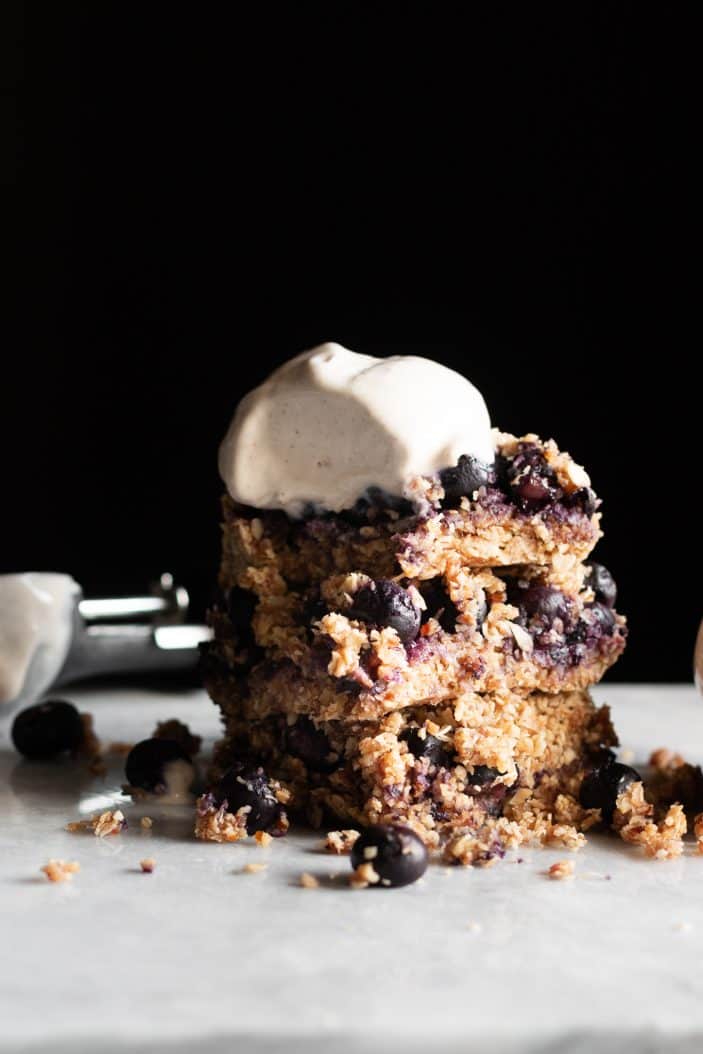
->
[0,571,212,708]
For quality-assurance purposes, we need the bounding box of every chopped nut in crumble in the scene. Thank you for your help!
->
[254,830,273,847]
[140,816,153,829]
[614,782,686,859]
[324,829,360,854]
[41,859,80,883]
[548,860,575,880]
[300,872,320,888]
[140,858,156,873]
[66,809,127,837]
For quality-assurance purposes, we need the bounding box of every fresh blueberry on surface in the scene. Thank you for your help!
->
[585,562,617,608]
[440,455,492,505]
[350,824,428,887]
[125,738,192,793]
[215,762,280,833]
[419,579,459,633]
[401,729,451,768]
[579,760,641,822]
[11,699,84,760]
[285,717,340,773]
[349,580,421,643]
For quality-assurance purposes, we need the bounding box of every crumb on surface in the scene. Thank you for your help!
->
[153,719,202,757]
[614,781,686,859]
[548,859,575,880]
[66,809,126,837]
[140,858,156,873]
[349,862,381,889]
[243,862,268,874]
[194,795,248,843]
[324,829,360,854]
[41,859,80,883]
[694,814,703,854]
[140,816,153,830]
[300,872,320,888]
[649,747,686,771]
[254,830,273,848]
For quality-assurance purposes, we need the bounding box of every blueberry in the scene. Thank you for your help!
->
[440,455,492,505]
[467,765,503,789]
[506,446,560,512]
[579,760,641,822]
[349,580,421,643]
[587,602,617,634]
[215,762,281,833]
[419,579,459,632]
[401,729,451,768]
[585,562,617,608]
[507,583,574,625]
[350,824,428,887]
[125,738,193,793]
[11,699,84,760]
[285,717,340,773]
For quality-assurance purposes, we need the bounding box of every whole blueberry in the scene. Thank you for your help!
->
[508,583,574,625]
[350,824,428,887]
[440,455,492,505]
[125,738,192,793]
[11,699,84,760]
[401,729,451,768]
[467,765,503,789]
[419,579,459,632]
[285,717,340,773]
[215,762,280,833]
[349,580,421,643]
[579,760,641,822]
[507,447,560,512]
[587,602,617,634]
[585,562,617,608]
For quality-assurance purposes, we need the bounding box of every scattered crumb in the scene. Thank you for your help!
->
[140,816,153,830]
[674,921,692,934]
[695,814,703,854]
[324,829,360,854]
[153,719,202,757]
[67,809,126,837]
[41,859,80,883]
[254,830,273,848]
[467,921,482,933]
[349,862,381,889]
[619,748,635,764]
[649,747,686,771]
[614,782,686,859]
[548,860,575,881]
[243,862,268,874]
[300,872,320,889]
[140,858,156,873]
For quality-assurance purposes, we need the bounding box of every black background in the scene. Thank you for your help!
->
[10,5,698,681]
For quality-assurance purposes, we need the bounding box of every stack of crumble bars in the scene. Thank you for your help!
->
[196,431,644,864]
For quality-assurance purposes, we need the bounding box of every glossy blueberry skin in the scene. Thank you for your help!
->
[419,579,460,633]
[579,760,641,822]
[349,580,421,644]
[125,738,192,792]
[285,717,340,773]
[506,447,560,512]
[350,824,428,887]
[585,562,617,608]
[401,729,451,768]
[215,762,280,833]
[440,455,492,505]
[587,601,617,634]
[467,765,503,788]
[11,700,84,760]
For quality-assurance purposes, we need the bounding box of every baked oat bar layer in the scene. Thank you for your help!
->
[221,432,602,590]
[206,556,625,720]
[202,688,617,862]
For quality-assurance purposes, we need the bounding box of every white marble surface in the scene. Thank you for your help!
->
[1,683,702,1054]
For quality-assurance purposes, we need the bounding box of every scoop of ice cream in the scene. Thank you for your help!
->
[218,343,493,517]
[0,573,79,706]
